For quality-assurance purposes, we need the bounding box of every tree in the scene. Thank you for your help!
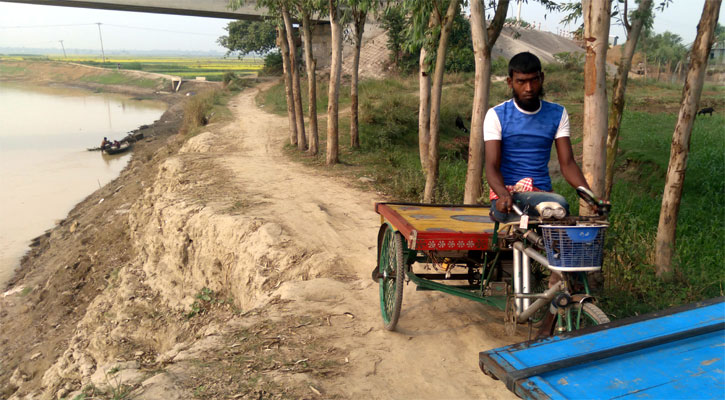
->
[327,0,343,165]
[423,0,460,203]
[277,23,299,146]
[580,0,611,215]
[227,0,298,145]
[463,0,510,204]
[281,5,307,150]
[217,19,278,57]
[348,0,379,149]
[655,0,721,280]
[380,5,406,69]
[604,0,654,200]
[298,2,322,155]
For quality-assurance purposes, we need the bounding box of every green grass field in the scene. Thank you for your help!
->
[259,67,725,319]
[0,54,263,82]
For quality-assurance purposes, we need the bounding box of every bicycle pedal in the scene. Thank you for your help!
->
[485,281,508,297]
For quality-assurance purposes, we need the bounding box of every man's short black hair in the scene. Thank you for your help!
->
[508,52,542,77]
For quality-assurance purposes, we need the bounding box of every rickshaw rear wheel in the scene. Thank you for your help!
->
[379,226,405,331]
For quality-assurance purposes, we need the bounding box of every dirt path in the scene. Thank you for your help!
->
[206,85,522,399]
[2,80,524,399]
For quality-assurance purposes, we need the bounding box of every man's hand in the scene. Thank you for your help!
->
[496,195,513,213]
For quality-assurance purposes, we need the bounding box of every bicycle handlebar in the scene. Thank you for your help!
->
[576,186,611,217]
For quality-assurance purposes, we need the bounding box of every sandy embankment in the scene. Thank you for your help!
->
[1,61,519,400]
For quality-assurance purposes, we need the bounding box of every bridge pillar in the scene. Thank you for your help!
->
[309,23,332,70]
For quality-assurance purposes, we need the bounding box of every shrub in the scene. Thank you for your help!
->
[182,89,221,134]
[554,51,585,72]
[262,51,283,75]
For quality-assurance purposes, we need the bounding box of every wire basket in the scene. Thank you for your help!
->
[540,225,607,268]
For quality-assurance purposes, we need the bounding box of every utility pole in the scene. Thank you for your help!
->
[58,40,66,58]
[96,22,106,63]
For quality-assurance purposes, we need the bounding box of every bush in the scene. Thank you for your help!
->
[182,89,222,134]
[222,71,237,86]
[554,52,585,72]
[262,51,283,75]
[492,56,509,77]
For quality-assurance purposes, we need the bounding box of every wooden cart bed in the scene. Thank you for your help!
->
[375,202,497,251]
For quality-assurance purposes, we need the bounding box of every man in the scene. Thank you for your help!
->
[484,52,591,222]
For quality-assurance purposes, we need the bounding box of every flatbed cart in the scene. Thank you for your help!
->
[479,297,725,400]
[374,189,612,335]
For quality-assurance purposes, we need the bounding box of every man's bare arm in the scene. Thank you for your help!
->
[554,137,590,190]
[485,140,513,211]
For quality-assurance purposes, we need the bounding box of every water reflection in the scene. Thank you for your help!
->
[0,83,166,287]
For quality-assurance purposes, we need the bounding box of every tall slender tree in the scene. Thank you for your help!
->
[281,5,307,150]
[327,0,343,165]
[655,0,721,280]
[278,23,299,145]
[604,0,653,200]
[580,0,611,215]
[228,0,298,145]
[299,4,321,154]
[418,45,431,173]
[463,0,510,204]
[423,0,460,203]
[348,0,377,149]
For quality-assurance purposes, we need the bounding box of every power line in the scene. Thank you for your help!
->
[103,23,219,36]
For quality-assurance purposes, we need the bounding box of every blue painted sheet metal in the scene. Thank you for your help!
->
[480,298,725,400]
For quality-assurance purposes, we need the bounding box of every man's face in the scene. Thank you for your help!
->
[507,71,544,109]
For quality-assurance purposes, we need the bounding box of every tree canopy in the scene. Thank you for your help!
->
[217,19,278,57]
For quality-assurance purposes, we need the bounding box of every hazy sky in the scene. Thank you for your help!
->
[0,1,721,54]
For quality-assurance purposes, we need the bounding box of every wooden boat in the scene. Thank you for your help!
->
[104,142,132,155]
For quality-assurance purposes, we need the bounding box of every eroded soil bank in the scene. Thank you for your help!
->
[1,62,520,399]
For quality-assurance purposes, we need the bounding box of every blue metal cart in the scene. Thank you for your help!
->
[479,297,725,399]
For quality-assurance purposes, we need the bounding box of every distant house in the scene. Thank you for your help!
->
[710,42,725,65]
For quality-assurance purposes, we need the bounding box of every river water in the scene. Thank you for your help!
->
[0,83,166,287]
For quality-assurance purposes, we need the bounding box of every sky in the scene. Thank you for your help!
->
[0,1,722,54]
[0,2,235,53]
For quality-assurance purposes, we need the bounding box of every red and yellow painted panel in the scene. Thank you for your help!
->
[376,203,497,251]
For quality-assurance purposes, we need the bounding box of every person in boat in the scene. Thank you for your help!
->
[101,137,109,151]
[113,140,120,148]
[483,52,592,222]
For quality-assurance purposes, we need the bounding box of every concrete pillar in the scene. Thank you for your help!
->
[310,22,332,70]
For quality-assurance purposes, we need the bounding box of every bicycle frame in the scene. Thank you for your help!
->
[509,227,601,324]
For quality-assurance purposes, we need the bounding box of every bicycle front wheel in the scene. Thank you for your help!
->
[558,302,610,332]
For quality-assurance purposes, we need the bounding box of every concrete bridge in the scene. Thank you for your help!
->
[0,0,332,67]
[0,0,268,20]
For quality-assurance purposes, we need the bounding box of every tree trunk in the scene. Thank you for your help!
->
[604,0,652,200]
[418,47,431,173]
[672,60,682,84]
[350,10,367,149]
[580,0,611,215]
[326,0,343,165]
[301,11,319,155]
[463,0,509,204]
[656,58,661,81]
[655,0,721,280]
[278,24,297,146]
[423,0,460,203]
[282,6,307,150]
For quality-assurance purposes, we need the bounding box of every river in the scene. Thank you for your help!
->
[0,83,166,287]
